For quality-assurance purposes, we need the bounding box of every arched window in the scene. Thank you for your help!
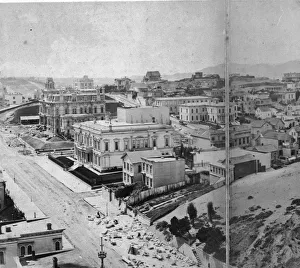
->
[55,241,61,251]
[80,107,83,114]
[94,107,97,113]
[101,107,104,113]
[20,246,25,256]
[27,245,32,255]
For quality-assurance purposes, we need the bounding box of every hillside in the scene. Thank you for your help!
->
[229,164,300,268]
[0,78,42,95]
[201,60,300,79]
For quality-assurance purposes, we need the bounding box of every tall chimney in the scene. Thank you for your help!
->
[47,223,52,230]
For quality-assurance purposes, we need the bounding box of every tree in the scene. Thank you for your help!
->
[207,202,215,223]
[169,216,180,236]
[169,216,191,237]
[177,216,191,236]
[187,203,197,226]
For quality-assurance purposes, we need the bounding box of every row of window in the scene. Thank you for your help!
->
[76,136,169,152]
[144,176,153,188]
[211,136,250,145]
[210,165,226,177]
[123,173,133,184]
[123,162,133,172]
[0,241,62,264]
[142,162,153,174]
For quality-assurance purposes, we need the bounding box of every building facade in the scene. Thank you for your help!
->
[154,96,213,115]
[4,93,23,106]
[73,75,94,89]
[73,107,176,172]
[45,77,55,90]
[142,71,162,82]
[179,101,238,124]
[121,150,173,185]
[0,220,64,268]
[141,156,185,188]
[39,87,106,137]
[282,72,300,82]
[114,77,132,91]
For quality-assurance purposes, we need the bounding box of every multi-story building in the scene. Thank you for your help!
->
[276,91,296,104]
[154,95,213,114]
[188,124,251,149]
[255,107,272,119]
[45,77,55,90]
[282,72,300,82]
[141,155,185,188]
[191,73,221,88]
[210,125,251,148]
[179,101,238,124]
[114,77,133,91]
[142,71,162,83]
[73,75,94,89]
[121,150,173,185]
[4,92,23,106]
[39,86,106,137]
[73,106,176,172]
[0,219,64,268]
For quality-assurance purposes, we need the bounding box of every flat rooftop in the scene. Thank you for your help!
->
[141,156,183,163]
[74,119,172,132]
[155,96,211,101]
[0,219,63,241]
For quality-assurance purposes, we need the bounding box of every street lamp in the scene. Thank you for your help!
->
[98,236,107,268]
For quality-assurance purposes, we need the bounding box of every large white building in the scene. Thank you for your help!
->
[39,86,106,137]
[153,96,213,114]
[4,92,23,106]
[73,106,177,172]
[179,101,238,124]
[0,219,64,268]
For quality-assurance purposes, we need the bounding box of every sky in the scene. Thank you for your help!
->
[0,1,225,78]
[0,0,300,78]
[230,0,300,66]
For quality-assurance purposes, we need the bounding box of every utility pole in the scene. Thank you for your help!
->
[225,0,231,267]
[98,236,107,268]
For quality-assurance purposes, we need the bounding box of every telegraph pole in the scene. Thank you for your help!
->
[225,0,231,267]
[98,236,107,268]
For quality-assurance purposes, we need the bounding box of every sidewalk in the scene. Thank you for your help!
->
[2,170,46,221]
[34,156,91,193]
[84,195,121,218]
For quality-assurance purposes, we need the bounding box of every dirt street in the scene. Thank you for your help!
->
[0,130,126,268]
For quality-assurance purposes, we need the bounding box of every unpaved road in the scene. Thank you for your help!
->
[0,131,126,268]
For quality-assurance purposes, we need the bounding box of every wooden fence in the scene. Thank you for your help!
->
[126,181,186,206]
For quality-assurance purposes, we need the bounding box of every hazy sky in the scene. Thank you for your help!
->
[0,1,225,77]
[230,0,300,65]
[0,0,300,78]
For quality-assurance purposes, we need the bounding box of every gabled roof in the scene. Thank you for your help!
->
[251,120,268,128]
[121,150,171,164]
[246,144,277,153]
[257,106,271,112]
[229,154,255,165]
[262,130,291,140]
[264,117,284,126]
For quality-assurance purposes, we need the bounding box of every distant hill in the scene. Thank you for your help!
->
[201,60,300,79]
[5,60,300,90]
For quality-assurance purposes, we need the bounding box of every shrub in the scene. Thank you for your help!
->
[114,184,134,198]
